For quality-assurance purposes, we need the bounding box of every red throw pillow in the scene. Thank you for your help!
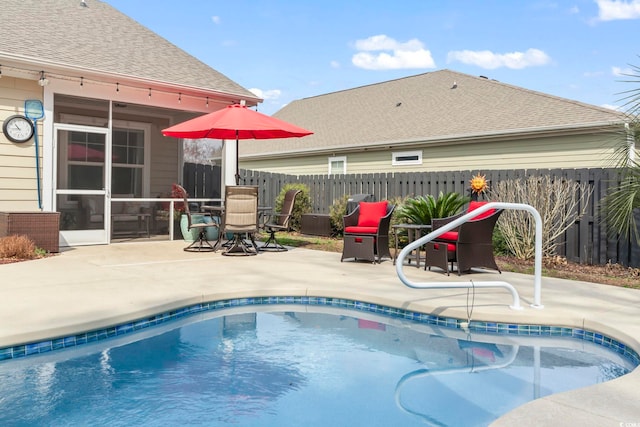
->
[357,201,388,227]
[468,201,495,220]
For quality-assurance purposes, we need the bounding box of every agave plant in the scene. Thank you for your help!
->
[398,191,469,225]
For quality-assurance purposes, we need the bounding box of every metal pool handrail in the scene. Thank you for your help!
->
[395,202,543,310]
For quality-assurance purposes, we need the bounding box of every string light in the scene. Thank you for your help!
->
[38,71,49,86]
[0,64,260,108]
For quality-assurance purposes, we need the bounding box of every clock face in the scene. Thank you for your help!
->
[3,115,34,143]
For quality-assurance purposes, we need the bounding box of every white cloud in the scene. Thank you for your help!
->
[446,48,551,69]
[595,0,640,21]
[248,88,281,100]
[211,16,221,24]
[330,60,340,68]
[612,66,634,76]
[351,34,436,70]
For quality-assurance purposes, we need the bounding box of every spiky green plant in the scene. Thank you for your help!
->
[600,61,640,245]
[397,192,469,225]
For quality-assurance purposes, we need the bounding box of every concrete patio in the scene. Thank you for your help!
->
[0,240,638,426]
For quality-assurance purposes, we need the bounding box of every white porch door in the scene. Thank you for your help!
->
[54,123,111,246]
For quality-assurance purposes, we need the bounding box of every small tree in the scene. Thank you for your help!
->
[273,183,311,231]
[600,61,640,245]
[489,175,592,259]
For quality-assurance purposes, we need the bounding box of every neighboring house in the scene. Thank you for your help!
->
[0,0,260,246]
[240,69,631,176]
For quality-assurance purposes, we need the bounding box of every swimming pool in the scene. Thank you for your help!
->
[0,299,636,426]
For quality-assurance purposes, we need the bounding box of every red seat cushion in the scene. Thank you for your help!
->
[357,201,388,227]
[468,201,495,220]
[433,242,456,252]
[345,225,378,234]
[438,231,458,241]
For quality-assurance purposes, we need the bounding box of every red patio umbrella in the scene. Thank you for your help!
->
[162,104,313,184]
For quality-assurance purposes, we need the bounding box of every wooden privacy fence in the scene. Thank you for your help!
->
[183,164,639,267]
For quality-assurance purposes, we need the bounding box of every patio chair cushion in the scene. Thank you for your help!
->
[357,201,388,227]
[344,225,378,234]
[433,242,456,252]
[438,231,459,241]
[468,201,495,220]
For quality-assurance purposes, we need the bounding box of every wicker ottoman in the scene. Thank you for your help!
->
[341,235,376,263]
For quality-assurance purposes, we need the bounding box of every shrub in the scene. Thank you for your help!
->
[0,235,38,259]
[273,183,312,231]
[489,175,592,259]
[329,194,350,235]
[397,192,469,225]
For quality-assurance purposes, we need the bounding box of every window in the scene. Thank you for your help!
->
[392,150,422,166]
[328,156,347,175]
[112,128,145,196]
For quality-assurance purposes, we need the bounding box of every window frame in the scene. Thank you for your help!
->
[328,156,347,175]
[392,150,422,166]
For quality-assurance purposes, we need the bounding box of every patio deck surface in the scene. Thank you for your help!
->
[0,240,639,426]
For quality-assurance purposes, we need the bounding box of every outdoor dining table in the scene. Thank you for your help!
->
[392,223,432,268]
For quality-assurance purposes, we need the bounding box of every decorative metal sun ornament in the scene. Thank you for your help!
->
[469,173,489,194]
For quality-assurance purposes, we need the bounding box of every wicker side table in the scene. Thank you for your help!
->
[0,212,61,253]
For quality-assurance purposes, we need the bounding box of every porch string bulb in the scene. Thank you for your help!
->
[206,97,209,108]
[148,88,151,99]
[38,71,49,86]
[0,65,2,78]
[80,77,84,87]
[116,82,119,93]
[178,93,181,104]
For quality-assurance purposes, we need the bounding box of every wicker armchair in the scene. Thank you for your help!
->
[341,201,395,263]
[426,201,503,275]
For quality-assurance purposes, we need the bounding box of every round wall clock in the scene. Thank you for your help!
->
[3,115,35,143]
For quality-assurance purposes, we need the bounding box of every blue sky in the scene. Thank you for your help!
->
[104,0,640,115]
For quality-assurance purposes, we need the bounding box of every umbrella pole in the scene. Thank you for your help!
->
[235,132,240,185]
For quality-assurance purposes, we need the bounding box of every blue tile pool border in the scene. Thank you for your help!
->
[1,296,639,366]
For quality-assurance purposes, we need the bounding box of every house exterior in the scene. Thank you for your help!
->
[240,69,631,176]
[0,0,260,246]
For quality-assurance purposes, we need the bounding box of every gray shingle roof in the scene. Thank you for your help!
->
[0,0,257,100]
[242,69,626,157]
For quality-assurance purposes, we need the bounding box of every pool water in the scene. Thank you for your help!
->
[0,307,635,427]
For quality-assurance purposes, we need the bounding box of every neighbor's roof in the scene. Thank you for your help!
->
[242,69,627,157]
[0,0,258,101]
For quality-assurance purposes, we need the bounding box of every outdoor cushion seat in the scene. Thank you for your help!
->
[341,201,395,263]
[428,201,503,275]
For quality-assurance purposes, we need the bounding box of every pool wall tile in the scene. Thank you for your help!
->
[1,296,638,366]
